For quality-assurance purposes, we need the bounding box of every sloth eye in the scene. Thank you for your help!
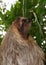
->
[22,19,27,22]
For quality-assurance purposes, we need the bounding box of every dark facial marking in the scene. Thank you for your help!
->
[19,18,31,39]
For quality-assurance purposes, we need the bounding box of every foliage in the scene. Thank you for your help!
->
[0,0,46,53]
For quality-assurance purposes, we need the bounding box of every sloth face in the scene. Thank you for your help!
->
[14,17,32,38]
[21,18,31,34]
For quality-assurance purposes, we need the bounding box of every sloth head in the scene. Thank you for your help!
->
[14,17,32,39]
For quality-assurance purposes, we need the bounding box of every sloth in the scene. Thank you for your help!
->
[0,17,45,65]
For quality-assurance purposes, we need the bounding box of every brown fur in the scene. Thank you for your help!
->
[0,17,45,65]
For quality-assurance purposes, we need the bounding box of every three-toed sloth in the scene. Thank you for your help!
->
[0,17,45,65]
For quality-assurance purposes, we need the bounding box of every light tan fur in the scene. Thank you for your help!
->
[0,17,45,65]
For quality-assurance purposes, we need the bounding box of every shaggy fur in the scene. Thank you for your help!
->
[0,17,45,65]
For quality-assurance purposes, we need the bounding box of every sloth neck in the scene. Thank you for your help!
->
[12,25,35,45]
